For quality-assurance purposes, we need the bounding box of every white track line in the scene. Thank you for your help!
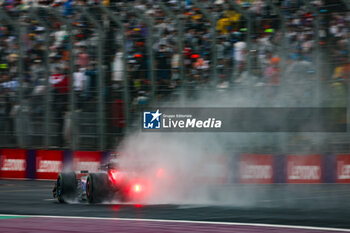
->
[0,214,349,232]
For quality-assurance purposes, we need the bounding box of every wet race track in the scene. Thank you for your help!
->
[0,180,350,232]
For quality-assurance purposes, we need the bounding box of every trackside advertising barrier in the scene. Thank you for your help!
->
[73,151,102,173]
[0,149,27,178]
[239,154,274,184]
[336,154,350,183]
[0,149,103,180]
[198,155,229,184]
[0,149,348,184]
[36,150,63,180]
[287,154,322,183]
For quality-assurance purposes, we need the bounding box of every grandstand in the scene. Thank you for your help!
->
[0,0,349,152]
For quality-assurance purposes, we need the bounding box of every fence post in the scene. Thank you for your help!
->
[126,3,155,102]
[0,8,25,147]
[266,0,288,152]
[75,6,105,151]
[341,1,350,133]
[190,0,218,86]
[157,2,185,105]
[227,0,252,82]
[29,7,51,148]
[46,7,76,150]
[266,0,287,84]
[302,0,321,106]
[98,5,130,137]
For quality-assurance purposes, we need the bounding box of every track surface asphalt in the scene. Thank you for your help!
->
[0,180,350,232]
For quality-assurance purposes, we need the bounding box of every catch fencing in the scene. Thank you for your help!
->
[0,1,349,152]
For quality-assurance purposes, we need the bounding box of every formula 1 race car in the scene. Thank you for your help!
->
[52,155,150,203]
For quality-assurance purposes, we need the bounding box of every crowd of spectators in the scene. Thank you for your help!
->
[105,0,350,106]
[0,0,348,148]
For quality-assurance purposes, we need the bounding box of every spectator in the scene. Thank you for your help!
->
[73,66,87,110]
[77,46,90,68]
[112,51,124,82]
[264,57,281,86]
[156,44,171,97]
[0,0,348,150]
[85,63,98,103]
[49,67,68,146]
[233,36,247,79]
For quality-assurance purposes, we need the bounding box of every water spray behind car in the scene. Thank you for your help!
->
[115,55,334,206]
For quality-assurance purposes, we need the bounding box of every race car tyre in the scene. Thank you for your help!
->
[56,172,77,203]
[86,173,110,203]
